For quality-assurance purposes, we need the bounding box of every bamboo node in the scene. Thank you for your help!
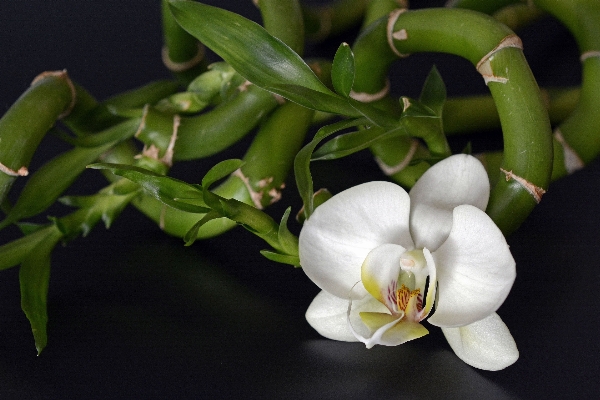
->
[476,35,523,85]
[375,139,419,176]
[553,128,584,174]
[238,80,253,92]
[580,51,600,62]
[232,169,265,210]
[134,104,150,138]
[31,69,76,119]
[162,42,205,72]
[135,112,180,167]
[161,115,181,167]
[500,168,546,203]
[0,162,29,177]
[387,9,410,58]
[350,80,390,103]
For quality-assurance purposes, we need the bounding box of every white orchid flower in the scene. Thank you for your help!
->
[298,154,519,371]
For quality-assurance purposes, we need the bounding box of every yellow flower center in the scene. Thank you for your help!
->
[396,284,423,321]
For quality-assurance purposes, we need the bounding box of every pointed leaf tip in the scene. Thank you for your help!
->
[332,43,355,98]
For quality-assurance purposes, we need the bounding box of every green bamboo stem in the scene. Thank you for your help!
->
[370,137,431,188]
[102,80,181,115]
[257,0,305,56]
[363,0,407,28]
[174,85,279,160]
[348,1,431,189]
[0,119,139,230]
[492,3,545,31]
[383,8,552,234]
[303,0,370,42]
[443,87,580,134]
[446,0,520,15]
[134,101,314,239]
[451,0,600,177]
[531,0,600,171]
[63,80,180,134]
[0,71,76,204]
[161,0,207,84]
[61,83,102,134]
[555,59,600,164]
[352,13,397,96]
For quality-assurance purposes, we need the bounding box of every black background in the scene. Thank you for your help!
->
[1,1,599,399]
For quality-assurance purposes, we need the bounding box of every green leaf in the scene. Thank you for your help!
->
[399,97,451,158]
[168,1,330,96]
[419,66,447,118]
[348,98,398,127]
[312,124,407,161]
[187,62,243,103]
[54,118,140,148]
[16,222,47,236]
[0,226,54,271]
[266,83,358,116]
[294,118,369,219]
[331,43,355,98]
[260,250,300,267]
[295,188,332,224]
[0,143,117,230]
[184,210,222,246]
[205,195,281,249]
[400,97,437,118]
[19,228,62,355]
[103,79,181,110]
[154,92,209,114]
[202,159,244,189]
[90,163,208,213]
[277,207,299,257]
[168,2,396,125]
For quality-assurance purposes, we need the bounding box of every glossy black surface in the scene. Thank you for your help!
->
[1,1,599,398]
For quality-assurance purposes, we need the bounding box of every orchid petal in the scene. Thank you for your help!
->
[428,205,515,327]
[299,181,413,299]
[361,243,406,313]
[419,248,436,320]
[409,154,490,251]
[306,290,387,342]
[352,312,428,348]
[441,313,519,371]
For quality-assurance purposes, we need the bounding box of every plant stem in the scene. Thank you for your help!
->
[257,0,305,56]
[532,0,600,171]
[134,101,314,239]
[446,0,519,15]
[492,3,545,31]
[161,0,207,84]
[303,0,370,42]
[443,87,580,134]
[0,71,75,204]
[386,8,553,234]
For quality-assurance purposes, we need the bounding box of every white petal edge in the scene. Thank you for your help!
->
[305,290,387,342]
[419,248,437,320]
[299,181,414,299]
[349,311,429,348]
[428,205,516,327]
[409,154,490,251]
[441,312,519,371]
